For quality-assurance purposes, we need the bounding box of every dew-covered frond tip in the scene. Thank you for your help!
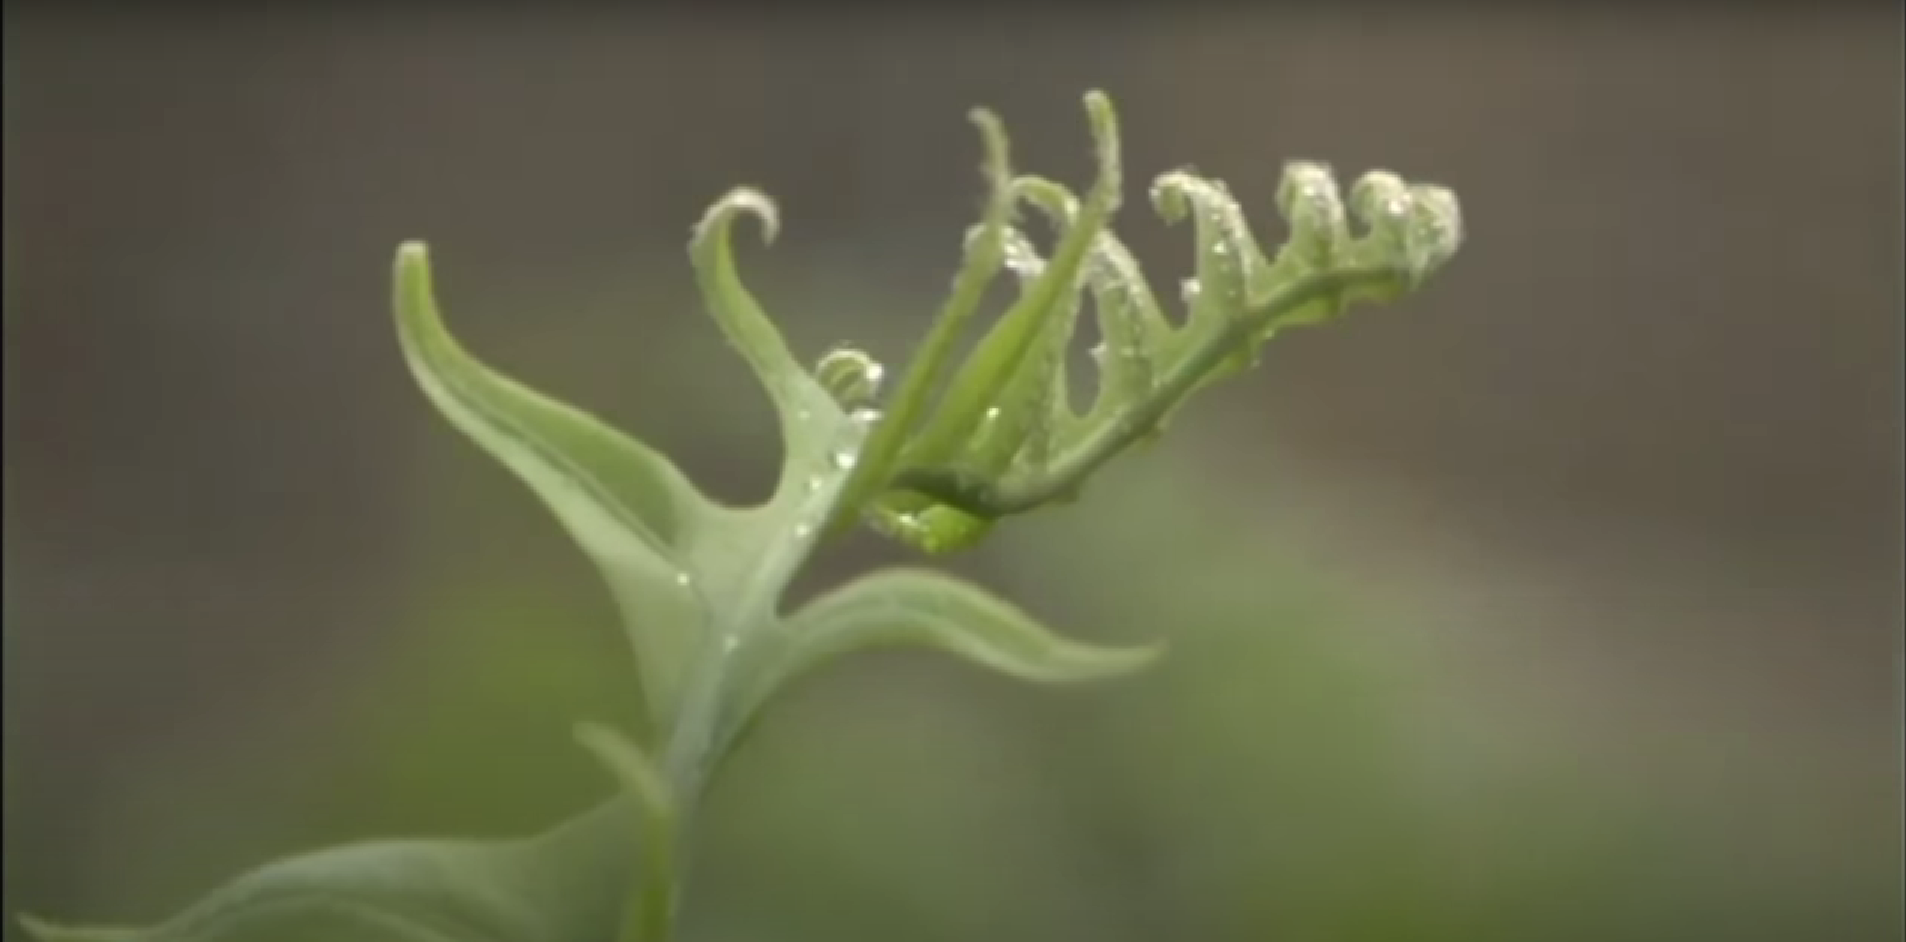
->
[834,91,1464,555]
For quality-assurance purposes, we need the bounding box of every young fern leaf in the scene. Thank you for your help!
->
[862,190,1092,554]
[1012,179,1179,461]
[863,224,1062,555]
[827,109,1017,536]
[901,92,1121,470]
[1002,178,1087,471]
[964,224,1079,483]
[1338,172,1464,300]
[856,99,1121,558]
[1149,171,1278,381]
[1079,229,1173,442]
[891,157,1462,527]
[1248,161,1354,336]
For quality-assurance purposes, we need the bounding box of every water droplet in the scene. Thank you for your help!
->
[816,348,886,407]
[984,406,1002,422]
[795,409,812,422]
[675,572,693,587]
[793,522,814,539]
[1383,195,1411,218]
[804,475,823,494]
[830,450,858,471]
[1181,279,1203,305]
[849,407,883,426]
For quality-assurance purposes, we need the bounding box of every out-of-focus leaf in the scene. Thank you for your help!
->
[573,724,676,942]
[20,802,641,942]
[19,917,138,941]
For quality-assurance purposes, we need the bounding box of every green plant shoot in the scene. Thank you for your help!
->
[19,89,1462,942]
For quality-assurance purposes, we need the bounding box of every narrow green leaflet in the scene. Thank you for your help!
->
[827,109,1016,536]
[393,245,709,722]
[18,918,137,942]
[1078,229,1172,438]
[996,180,1087,473]
[686,191,850,497]
[901,93,1121,469]
[859,220,1079,557]
[735,567,1162,723]
[19,800,643,942]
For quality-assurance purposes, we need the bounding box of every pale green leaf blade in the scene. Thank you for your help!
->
[18,917,138,942]
[686,189,845,493]
[750,567,1161,719]
[18,801,645,942]
[393,243,708,719]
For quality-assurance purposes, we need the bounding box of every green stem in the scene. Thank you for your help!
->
[652,657,720,940]
[652,485,831,938]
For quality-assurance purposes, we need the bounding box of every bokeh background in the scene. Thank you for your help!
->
[4,6,1902,941]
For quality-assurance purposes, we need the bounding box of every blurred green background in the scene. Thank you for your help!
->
[3,7,1901,942]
